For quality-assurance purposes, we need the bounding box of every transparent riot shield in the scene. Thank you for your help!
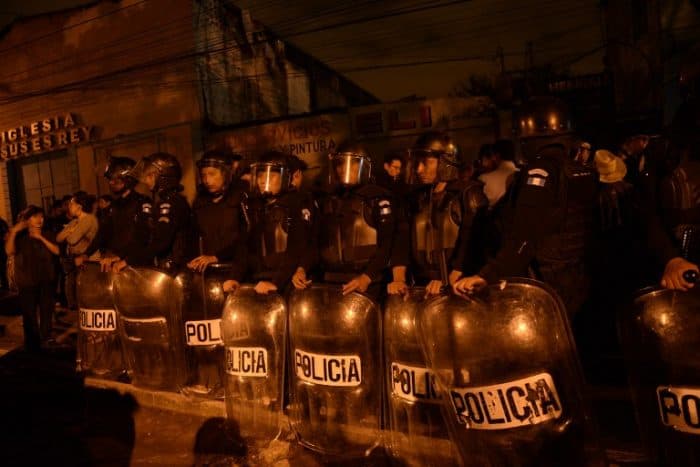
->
[180,263,233,399]
[288,284,382,458]
[220,285,287,446]
[419,279,600,467]
[384,288,460,466]
[113,267,187,391]
[619,285,700,466]
[76,262,125,379]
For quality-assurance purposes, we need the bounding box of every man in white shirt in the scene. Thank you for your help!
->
[478,141,517,207]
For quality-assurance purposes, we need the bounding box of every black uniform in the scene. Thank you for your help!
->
[126,191,194,271]
[246,190,312,290]
[478,147,597,316]
[85,189,151,259]
[296,189,321,279]
[395,180,488,284]
[192,186,248,281]
[312,184,395,295]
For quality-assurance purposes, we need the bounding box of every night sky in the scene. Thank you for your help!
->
[1,1,697,101]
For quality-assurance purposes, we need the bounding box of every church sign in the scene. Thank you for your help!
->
[0,113,94,160]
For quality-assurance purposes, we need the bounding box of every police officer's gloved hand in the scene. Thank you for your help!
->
[112,259,128,273]
[661,257,699,291]
[292,267,312,290]
[387,266,408,296]
[254,281,278,295]
[342,274,371,295]
[425,280,443,296]
[223,280,240,293]
[187,255,218,272]
[453,275,487,295]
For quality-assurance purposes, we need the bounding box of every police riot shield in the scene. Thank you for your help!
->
[419,279,599,467]
[113,267,187,391]
[619,285,700,466]
[288,284,382,458]
[76,262,125,379]
[180,263,233,399]
[384,288,460,466]
[220,285,287,446]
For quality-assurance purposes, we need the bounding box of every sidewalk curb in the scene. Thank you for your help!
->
[85,377,226,418]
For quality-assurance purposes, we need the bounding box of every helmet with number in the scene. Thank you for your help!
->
[145,152,182,192]
[104,156,138,189]
[196,149,237,196]
[250,150,293,197]
[328,141,373,186]
[517,96,575,160]
[407,131,460,184]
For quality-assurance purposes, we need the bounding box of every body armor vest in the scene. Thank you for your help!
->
[155,193,193,271]
[258,200,290,270]
[536,159,596,270]
[411,188,461,279]
[660,161,700,263]
[319,194,377,272]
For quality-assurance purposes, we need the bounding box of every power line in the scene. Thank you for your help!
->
[0,0,151,59]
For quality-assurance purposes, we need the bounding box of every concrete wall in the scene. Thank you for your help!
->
[0,0,202,221]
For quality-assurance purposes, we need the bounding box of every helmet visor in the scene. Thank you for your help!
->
[329,153,371,186]
[251,163,288,196]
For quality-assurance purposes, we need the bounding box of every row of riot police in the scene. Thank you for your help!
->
[74,92,700,465]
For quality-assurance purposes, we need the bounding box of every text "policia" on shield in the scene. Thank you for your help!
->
[658,386,700,434]
[294,349,362,387]
[450,372,562,430]
[185,319,222,346]
[79,308,117,331]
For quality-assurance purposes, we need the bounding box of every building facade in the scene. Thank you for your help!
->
[0,0,376,222]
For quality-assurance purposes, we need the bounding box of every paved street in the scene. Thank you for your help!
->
[0,292,652,466]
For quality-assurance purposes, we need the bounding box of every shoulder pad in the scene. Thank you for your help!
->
[463,184,489,212]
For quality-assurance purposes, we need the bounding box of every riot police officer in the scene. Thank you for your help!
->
[225,151,311,295]
[187,149,247,282]
[454,143,597,317]
[78,156,151,271]
[454,98,597,314]
[287,155,320,290]
[390,131,489,296]
[656,72,700,289]
[113,152,193,272]
[307,142,395,298]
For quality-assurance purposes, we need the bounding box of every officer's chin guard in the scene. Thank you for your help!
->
[112,267,187,391]
[384,287,460,466]
[619,285,700,466]
[419,278,601,467]
[220,284,287,447]
[288,284,382,458]
[180,263,234,399]
[76,262,126,379]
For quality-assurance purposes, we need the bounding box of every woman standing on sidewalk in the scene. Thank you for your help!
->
[5,206,60,351]
[57,192,98,311]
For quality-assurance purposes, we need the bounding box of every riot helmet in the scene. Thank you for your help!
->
[288,154,308,190]
[250,151,292,197]
[328,141,372,186]
[104,156,138,195]
[517,96,575,160]
[196,149,234,196]
[135,152,182,193]
[407,131,460,185]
